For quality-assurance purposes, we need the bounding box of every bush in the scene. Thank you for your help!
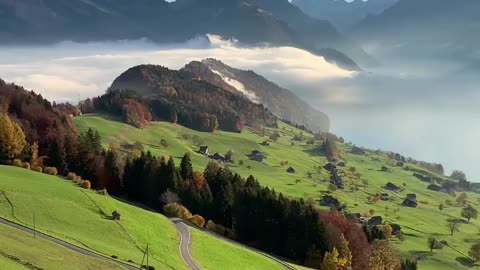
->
[163,203,192,219]
[67,172,77,180]
[44,167,58,176]
[82,180,91,190]
[188,214,206,227]
[141,266,155,270]
[74,175,82,184]
[12,159,23,167]
[31,166,43,173]
[205,220,226,235]
[21,162,30,170]
[97,189,108,195]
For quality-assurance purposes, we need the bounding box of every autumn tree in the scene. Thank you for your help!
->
[321,247,340,270]
[0,113,27,162]
[30,141,39,167]
[369,240,400,270]
[461,204,478,222]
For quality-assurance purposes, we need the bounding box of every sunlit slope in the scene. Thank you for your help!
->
[74,114,480,270]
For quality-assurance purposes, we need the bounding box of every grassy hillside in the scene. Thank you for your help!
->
[190,228,285,270]
[0,222,125,270]
[0,165,294,270]
[74,114,480,270]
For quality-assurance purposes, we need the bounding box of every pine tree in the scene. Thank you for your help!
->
[180,153,194,183]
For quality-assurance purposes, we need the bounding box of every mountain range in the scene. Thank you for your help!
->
[292,0,398,31]
[351,0,480,62]
[0,0,371,70]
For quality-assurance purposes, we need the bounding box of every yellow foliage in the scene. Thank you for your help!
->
[82,180,91,190]
[163,203,192,219]
[0,113,27,160]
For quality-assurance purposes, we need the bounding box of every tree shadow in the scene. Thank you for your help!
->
[456,257,476,267]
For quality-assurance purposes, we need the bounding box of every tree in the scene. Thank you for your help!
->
[160,139,168,149]
[438,203,444,211]
[469,243,480,262]
[457,192,468,206]
[180,153,194,182]
[401,259,417,270]
[427,237,443,252]
[321,247,340,270]
[369,240,400,270]
[447,219,461,236]
[337,234,353,270]
[451,170,467,181]
[0,113,27,161]
[30,141,39,167]
[461,204,478,222]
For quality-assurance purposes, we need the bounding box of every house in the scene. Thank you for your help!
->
[384,182,402,193]
[402,198,418,208]
[249,150,265,162]
[199,145,209,155]
[320,195,340,207]
[323,163,337,172]
[260,141,270,146]
[369,216,383,226]
[330,170,345,189]
[337,161,346,167]
[287,167,296,174]
[210,153,226,162]
[380,193,390,201]
[427,184,442,192]
[402,194,417,208]
[111,211,121,221]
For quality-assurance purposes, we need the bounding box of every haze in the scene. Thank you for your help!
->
[0,36,478,181]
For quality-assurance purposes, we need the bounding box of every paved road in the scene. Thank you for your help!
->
[171,218,202,270]
[0,217,137,270]
[170,218,295,270]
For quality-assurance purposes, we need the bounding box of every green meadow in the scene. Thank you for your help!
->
[74,113,480,269]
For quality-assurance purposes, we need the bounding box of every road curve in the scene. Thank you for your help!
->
[171,218,202,270]
[0,217,137,270]
[171,218,295,270]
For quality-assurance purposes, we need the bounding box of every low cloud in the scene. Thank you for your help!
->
[0,35,352,102]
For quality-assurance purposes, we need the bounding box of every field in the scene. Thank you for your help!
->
[0,165,296,270]
[74,114,480,269]
[0,222,125,270]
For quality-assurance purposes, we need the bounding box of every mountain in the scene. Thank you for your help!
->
[182,59,330,133]
[106,64,277,132]
[352,0,480,62]
[0,0,366,70]
[292,0,398,31]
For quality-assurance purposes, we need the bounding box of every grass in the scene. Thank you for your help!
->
[0,165,186,270]
[74,113,480,270]
[189,228,286,270]
[0,222,125,270]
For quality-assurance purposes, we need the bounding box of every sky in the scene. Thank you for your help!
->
[0,35,478,181]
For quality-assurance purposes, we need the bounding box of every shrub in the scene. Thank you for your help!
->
[141,266,155,270]
[44,167,58,176]
[31,166,43,173]
[188,214,206,227]
[74,175,82,184]
[111,255,118,259]
[205,220,226,235]
[82,180,91,190]
[12,159,23,167]
[163,203,192,219]
[67,172,77,181]
[21,162,30,170]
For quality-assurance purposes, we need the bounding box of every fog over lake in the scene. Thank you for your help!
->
[1,37,478,181]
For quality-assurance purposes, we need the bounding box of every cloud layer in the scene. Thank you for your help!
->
[0,36,479,181]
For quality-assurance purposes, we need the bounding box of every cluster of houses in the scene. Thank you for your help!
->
[384,181,418,208]
[323,162,345,189]
[198,146,232,163]
[248,150,265,162]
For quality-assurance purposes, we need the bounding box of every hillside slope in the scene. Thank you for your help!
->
[183,59,330,132]
[0,165,291,270]
[74,114,480,270]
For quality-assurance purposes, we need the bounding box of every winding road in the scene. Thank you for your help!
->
[0,217,136,270]
[171,218,202,270]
